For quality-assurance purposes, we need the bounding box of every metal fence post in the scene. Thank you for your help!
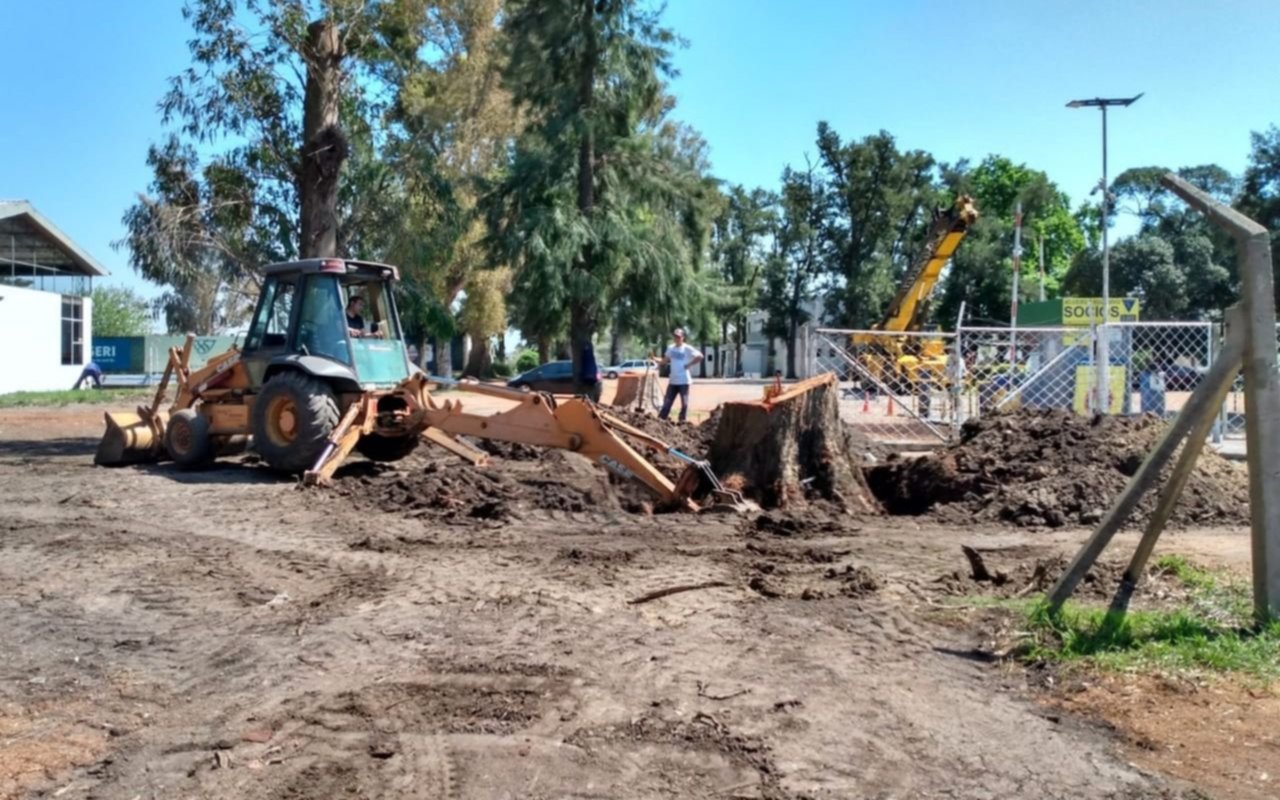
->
[1163,173,1280,621]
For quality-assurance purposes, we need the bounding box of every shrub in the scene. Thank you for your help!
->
[514,349,539,373]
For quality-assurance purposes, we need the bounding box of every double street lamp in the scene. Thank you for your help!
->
[1066,93,1143,411]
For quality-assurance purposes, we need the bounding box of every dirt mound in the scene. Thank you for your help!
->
[866,409,1249,529]
[603,407,708,459]
[332,457,611,521]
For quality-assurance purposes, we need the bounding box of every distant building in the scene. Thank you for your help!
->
[741,298,826,378]
[0,201,107,393]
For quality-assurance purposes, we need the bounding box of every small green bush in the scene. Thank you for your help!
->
[491,360,514,378]
[514,349,539,373]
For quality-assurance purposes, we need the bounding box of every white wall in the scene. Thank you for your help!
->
[0,283,93,394]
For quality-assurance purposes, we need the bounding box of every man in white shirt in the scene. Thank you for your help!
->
[658,327,703,422]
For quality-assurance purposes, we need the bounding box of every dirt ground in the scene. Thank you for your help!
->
[0,404,1271,799]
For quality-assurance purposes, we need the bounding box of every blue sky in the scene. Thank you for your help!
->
[5,0,1280,300]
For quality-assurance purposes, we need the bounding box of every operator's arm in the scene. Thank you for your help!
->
[689,347,704,368]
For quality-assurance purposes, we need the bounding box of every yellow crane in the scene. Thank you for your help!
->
[853,195,978,390]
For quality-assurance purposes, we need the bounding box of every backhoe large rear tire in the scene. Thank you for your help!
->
[252,372,339,474]
[356,432,420,463]
[166,408,215,469]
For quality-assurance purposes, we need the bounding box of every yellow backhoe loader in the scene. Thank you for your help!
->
[96,258,749,511]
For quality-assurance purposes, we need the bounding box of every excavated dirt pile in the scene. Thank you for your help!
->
[334,385,883,518]
[865,409,1250,529]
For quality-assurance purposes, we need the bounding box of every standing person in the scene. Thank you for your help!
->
[579,341,602,403]
[658,327,703,422]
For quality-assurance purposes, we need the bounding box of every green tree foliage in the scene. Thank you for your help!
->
[121,0,408,332]
[709,185,775,375]
[492,0,706,387]
[1063,164,1237,319]
[761,163,825,377]
[935,156,1084,327]
[380,0,519,373]
[91,286,153,337]
[1239,125,1280,307]
[815,124,938,328]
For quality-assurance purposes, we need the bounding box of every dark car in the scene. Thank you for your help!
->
[507,360,599,394]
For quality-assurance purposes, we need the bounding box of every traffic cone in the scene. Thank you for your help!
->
[861,391,870,413]
[886,395,894,416]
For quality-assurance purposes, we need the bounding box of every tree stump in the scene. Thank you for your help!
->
[708,374,879,512]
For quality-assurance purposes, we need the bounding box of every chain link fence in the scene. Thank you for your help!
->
[1221,324,1280,440]
[810,328,957,447]
[808,321,1219,448]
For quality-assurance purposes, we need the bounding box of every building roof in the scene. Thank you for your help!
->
[0,200,109,277]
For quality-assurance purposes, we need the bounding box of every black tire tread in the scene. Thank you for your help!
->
[252,371,340,474]
[166,408,215,469]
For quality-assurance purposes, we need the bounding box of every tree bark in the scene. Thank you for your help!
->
[786,320,798,379]
[537,337,551,365]
[708,377,878,512]
[299,19,347,259]
[463,336,492,378]
[569,0,597,395]
[434,334,452,377]
[609,329,622,367]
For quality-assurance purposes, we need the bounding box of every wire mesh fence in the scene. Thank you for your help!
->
[1221,324,1280,440]
[808,321,1219,448]
[810,328,957,447]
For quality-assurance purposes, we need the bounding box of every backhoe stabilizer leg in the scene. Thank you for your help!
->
[423,427,490,467]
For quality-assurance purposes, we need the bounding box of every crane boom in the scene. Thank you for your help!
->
[878,195,978,332]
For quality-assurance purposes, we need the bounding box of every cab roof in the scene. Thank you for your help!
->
[262,259,400,281]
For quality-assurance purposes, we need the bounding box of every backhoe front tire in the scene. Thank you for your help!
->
[356,433,420,463]
[166,408,215,469]
[252,372,339,474]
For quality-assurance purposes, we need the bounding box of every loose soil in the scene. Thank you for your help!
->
[867,409,1250,529]
[0,403,1261,799]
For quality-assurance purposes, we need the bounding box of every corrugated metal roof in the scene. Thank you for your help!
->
[0,200,110,277]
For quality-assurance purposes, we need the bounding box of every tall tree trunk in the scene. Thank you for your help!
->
[496,334,507,363]
[299,19,346,259]
[570,0,597,395]
[734,314,745,377]
[463,336,491,378]
[786,319,798,379]
[609,329,621,367]
[699,338,709,378]
[719,320,729,377]
[537,337,550,365]
[434,334,452,377]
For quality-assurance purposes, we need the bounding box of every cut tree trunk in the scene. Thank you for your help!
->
[708,374,878,512]
[463,336,492,378]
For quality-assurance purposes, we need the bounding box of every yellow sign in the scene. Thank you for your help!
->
[1061,297,1141,325]
[1073,366,1127,414]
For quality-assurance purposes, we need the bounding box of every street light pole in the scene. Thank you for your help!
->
[1067,93,1143,412]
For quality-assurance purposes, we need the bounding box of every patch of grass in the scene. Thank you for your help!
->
[0,388,150,408]
[1020,560,1280,681]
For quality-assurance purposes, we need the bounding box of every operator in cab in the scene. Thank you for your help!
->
[346,295,381,338]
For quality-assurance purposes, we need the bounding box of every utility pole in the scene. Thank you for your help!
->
[1010,202,1022,365]
[1038,230,1046,302]
[1067,93,1143,412]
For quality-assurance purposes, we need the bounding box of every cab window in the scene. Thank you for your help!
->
[296,275,352,365]
[245,277,295,351]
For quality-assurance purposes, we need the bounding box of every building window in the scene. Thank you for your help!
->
[61,296,83,365]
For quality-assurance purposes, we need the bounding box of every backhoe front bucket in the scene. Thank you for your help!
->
[95,411,168,466]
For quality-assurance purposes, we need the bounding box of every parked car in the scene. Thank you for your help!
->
[602,358,657,379]
[507,360,600,394]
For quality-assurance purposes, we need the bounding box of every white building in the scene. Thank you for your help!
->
[0,201,105,394]
[740,298,826,378]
